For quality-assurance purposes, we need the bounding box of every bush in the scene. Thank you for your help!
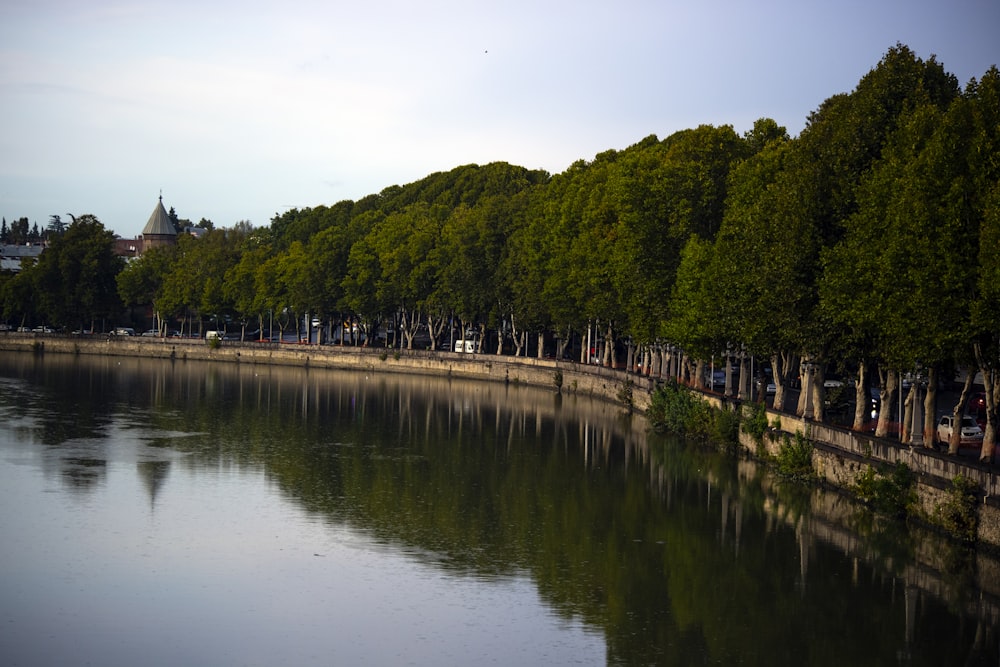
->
[647,381,736,446]
[742,401,769,445]
[853,463,917,520]
[775,431,814,480]
[617,378,634,412]
[714,408,741,447]
[933,475,979,543]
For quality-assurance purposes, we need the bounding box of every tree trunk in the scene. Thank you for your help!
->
[974,343,999,462]
[981,365,998,463]
[901,385,915,444]
[425,312,447,351]
[537,332,544,359]
[921,367,937,449]
[688,358,700,389]
[812,363,826,423]
[476,323,486,353]
[852,360,870,431]
[875,369,899,438]
[400,309,419,350]
[556,327,570,359]
[603,322,614,368]
[771,353,788,413]
[948,372,974,455]
[509,313,523,357]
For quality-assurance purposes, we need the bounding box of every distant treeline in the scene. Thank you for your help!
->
[3,44,999,452]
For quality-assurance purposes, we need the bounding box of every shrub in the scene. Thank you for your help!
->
[853,463,917,520]
[933,475,979,543]
[617,379,633,412]
[775,431,815,480]
[714,408,741,446]
[742,401,769,445]
[647,380,729,444]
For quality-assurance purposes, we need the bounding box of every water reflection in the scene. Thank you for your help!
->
[0,352,997,665]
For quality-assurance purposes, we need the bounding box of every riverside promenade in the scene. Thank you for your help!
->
[4,332,1000,548]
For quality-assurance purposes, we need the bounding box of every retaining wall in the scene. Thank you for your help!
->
[5,333,1000,546]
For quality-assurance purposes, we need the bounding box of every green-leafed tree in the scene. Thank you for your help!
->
[31,214,124,330]
[224,230,274,338]
[663,235,722,389]
[117,243,177,335]
[713,131,820,412]
[968,67,1000,460]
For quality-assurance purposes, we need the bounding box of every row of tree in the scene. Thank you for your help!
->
[2,45,998,458]
[0,214,71,245]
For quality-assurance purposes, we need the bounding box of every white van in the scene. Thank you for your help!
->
[205,330,224,341]
[453,339,476,353]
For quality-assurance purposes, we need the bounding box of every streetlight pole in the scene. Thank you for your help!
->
[910,363,926,447]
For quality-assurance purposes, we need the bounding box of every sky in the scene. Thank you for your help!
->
[1,0,998,239]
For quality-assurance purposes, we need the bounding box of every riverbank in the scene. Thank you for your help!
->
[5,332,1000,549]
[0,333,649,409]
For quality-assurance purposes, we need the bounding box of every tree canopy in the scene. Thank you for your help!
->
[4,45,1000,455]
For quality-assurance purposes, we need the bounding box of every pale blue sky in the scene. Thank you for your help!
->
[1,0,998,239]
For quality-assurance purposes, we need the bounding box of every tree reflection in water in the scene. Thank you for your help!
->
[0,352,997,666]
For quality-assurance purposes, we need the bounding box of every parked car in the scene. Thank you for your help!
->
[935,415,984,449]
[112,327,135,336]
[31,326,55,333]
[141,329,159,337]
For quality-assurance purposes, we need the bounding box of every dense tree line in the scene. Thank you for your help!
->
[2,45,999,458]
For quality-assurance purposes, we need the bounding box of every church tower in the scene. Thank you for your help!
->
[141,195,177,253]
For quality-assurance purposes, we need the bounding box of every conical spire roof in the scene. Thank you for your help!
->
[142,196,176,237]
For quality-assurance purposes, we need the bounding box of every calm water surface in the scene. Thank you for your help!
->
[0,352,997,666]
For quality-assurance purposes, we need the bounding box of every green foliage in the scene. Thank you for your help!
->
[28,215,125,329]
[741,401,769,445]
[552,370,563,392]
[774,431,815,480]
[5,46,997,399]
[647,381,737,446]
[853,463,917,519]
[713,407,741,446]
[616,378,633,411]
[932,475,980,543]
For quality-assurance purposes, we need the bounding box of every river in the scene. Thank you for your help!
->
[0,351,996,666]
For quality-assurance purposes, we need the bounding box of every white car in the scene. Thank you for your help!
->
[936,415,984,449]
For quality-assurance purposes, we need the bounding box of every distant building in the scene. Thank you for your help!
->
[141,195,177,253]
[0,244,44,272]
[113,238,142,259]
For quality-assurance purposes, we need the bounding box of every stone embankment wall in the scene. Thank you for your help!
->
[5,334,999,546]
[0,335,651,410]
[741,404,1000,547]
